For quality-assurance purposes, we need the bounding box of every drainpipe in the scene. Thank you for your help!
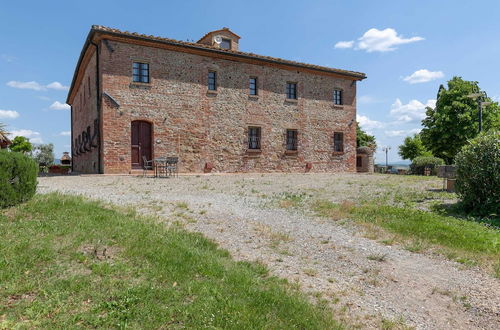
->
[70,105,74,173]
[90,40,102,174]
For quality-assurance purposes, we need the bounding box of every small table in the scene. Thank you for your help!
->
[154,158,167,178]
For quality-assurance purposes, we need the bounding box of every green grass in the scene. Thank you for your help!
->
[313,200,500,274]
[0,194,342,329]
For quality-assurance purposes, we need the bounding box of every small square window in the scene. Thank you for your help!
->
[286,129,298,151]
[208,71,217,91]
[220,38,231,50]
[132,62,149,83]
[333,89,343,105]
[286,82,297,99]
[249,77,258,95]
[333,132,344,152]
[248,127,261,150]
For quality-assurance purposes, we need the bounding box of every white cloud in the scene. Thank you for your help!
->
[49,101,70,110]
[59,131,71,136]
[1,54,16,62]
[7,81,45,91]
[385,128,422,138]
[9,129,43,144]
[385,130,406,137]
[334,40,354,49]
[46,82,69,91]
[336,28,424,53]
[403,69,444,84]
[0,109,20,119]
[389,98,436,123]
[357,114,384,131]
[6,80,69,91]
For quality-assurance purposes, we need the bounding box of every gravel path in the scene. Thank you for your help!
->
[38,174,500,329]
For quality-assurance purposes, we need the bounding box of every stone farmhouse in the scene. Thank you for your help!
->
[67,26,367,174]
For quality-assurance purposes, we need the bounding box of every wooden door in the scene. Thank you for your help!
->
[131,121,152,169]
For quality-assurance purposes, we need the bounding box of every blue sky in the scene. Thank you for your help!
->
[1,0,499,162]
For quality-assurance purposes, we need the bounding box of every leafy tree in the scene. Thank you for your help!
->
[398,134,432,161]
[33,143,55,166]
[9,136,33,154]
[420,77,500,164]
[356,122,377,150]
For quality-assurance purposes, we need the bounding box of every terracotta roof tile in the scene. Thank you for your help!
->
[91,25,366,80]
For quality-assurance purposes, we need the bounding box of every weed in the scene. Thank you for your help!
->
[303,268,318,277]
[367,254,387,262]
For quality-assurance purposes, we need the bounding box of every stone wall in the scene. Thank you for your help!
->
[76,39,358,174]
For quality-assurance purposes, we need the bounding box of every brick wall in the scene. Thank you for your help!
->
[71,51,100,173]
[75,39,358,174]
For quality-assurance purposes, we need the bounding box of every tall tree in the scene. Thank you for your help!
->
[420,77,500,164]
[33,143,55,166]
[398,134,432,161]
[356,122,377,150]
[9,136,33,154]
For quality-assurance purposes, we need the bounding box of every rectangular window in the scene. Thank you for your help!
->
[220,38,231,50]
[132,62,149,83]
[286,82,297,99]
[333,89,343,105]
[249,77,257,95]
[248,127,261,150]
[208,71,217,91]
[333,132,344,152]
[286,129,298,151]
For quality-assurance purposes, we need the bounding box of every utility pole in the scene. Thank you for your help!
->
[382,146,391,168]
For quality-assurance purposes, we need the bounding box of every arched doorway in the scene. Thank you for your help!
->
[131,120,152,169]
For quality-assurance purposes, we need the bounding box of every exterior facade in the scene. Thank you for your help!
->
[67,26,366,174]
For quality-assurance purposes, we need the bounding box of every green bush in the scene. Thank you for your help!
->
[455,131,499,216]
[0,150,38,208]
[410,156,445,175]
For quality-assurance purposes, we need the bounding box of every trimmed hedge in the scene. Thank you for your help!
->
[455,131,499,216]
[410,156,445,175]
[0,150,38,208]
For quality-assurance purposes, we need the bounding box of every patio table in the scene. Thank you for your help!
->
[154,158,167,178]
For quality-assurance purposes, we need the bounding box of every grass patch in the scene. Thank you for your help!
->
[313,200,500,273]
[0,193,342,329]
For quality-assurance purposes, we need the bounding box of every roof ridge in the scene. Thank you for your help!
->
[89,25,366,79]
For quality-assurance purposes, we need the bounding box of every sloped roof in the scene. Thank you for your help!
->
[67,26,367,103]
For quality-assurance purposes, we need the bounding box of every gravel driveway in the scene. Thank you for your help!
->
[37,173,500,329]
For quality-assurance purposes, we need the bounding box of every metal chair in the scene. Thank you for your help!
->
[142,156,153,177]
[166,157,179,177]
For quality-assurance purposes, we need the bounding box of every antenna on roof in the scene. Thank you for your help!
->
[214,36,222,44]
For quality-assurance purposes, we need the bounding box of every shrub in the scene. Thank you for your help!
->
[0,150,38,208]
[455,131,500,216]
[410,156,445,175]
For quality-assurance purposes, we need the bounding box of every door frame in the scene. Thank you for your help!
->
[131,120,154,169]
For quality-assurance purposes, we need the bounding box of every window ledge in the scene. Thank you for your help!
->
[207,90,218,95]
[285,98,298,104]
[130,82,151,89]
[248,95,259,100]
[246,149,262,154]
[285,150,298,155]
[332,105,344,109]
[332,151,345,156]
